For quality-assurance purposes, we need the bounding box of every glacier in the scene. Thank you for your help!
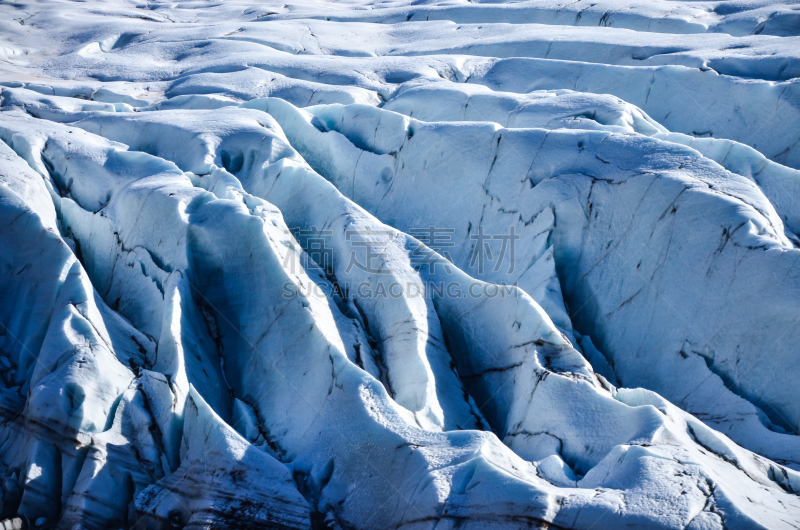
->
[1,0,800,527]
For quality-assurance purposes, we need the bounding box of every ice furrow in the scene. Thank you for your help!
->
[250,97,800,470]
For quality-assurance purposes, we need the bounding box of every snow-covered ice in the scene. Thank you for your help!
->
[0,0,800,527]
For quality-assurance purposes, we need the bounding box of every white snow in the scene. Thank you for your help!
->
[0,0,799,527]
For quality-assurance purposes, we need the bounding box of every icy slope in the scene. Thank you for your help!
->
[1,0,800,527]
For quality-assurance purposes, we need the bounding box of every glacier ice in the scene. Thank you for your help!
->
[1,0,800,527]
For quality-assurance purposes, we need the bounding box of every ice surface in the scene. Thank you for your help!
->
[1,0,800,527]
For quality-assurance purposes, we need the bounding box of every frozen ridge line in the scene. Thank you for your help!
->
[0,0,800,527]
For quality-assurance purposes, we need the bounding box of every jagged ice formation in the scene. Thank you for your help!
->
[1,0,800,527]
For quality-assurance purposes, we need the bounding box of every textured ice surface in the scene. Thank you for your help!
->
[0,0,800,527]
